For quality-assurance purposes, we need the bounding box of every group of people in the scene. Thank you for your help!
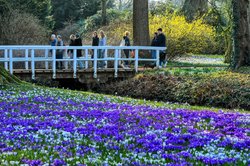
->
[50,28,166,70]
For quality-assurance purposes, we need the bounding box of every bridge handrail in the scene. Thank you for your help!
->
[0,45,166,50]
[0,45,167,80]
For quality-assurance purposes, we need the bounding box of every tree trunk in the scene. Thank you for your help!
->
[133,0,150,46]
[248,1,250,61]
[231,0,250,69]
[182,0,208,21]
[224,32,233,63]
[101,0,107,26]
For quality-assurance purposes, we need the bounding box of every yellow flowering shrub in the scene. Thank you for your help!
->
[149,14,219,58]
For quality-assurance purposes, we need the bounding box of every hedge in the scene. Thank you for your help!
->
[98,72,250,110]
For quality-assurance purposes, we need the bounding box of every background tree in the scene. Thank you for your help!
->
[207,0,233,63]
[231,0,250,69]
[0,10,48,45]
[133,0,150,46]
[101,0,107,25]
[182,0,208,21]
[51,0,106,30]
[114,0,132,10]
[1,0,54,29]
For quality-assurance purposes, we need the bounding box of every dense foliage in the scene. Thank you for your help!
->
[99,71,250,110]
[83,9,132,32]
[0,85,249,165]
[0,0,54,29]
[149,14,223,58]
[0,10,48,45]
[51,0,107,30]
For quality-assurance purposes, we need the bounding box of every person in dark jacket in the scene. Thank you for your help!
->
[56,35,64,69]
[74,34,83,69]
[50,34,57,46]
[92,31,99,67]
[123,31,131,67]
[151,32,158,60]
[67,34,76,68]
[68,34,75,54]
[50,34,57,55]
[92,31,99,47]
[75,34,82,57]
[156,28,166,67]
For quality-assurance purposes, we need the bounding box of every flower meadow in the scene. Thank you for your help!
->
[0,85,250,165]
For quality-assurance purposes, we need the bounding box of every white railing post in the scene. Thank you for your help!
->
[31,49,35,80]
[45,49,49,70]
[9,49,13,75]
[156,50,160,68]
[93,49,97,78]
[135,49,139,72]
[52,49,56,79]
[104,49,108,68]
[85,49,88,69]
[25,49,29,70]
[64,51,68,70]
[73,49,77,78]
[114,49,119,78]
[4,49,8,70]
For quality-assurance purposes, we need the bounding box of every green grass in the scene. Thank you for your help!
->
[233,67,250,74]
[1,83,248,113]
[187,54,225,59]
[142,67,226,76]
[167,61,229,67]
[167,54,228,67]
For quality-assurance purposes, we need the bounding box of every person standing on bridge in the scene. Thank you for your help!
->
[50,34,57,55]
[92,31,99,67]
[67,34,76,68]
[50,34,57,46]
[56,35,64,70]
[98,30,107,68]
[156,28,167,68]
[122,31,131,68]
[75,34,84,69]
[151,32,158,66]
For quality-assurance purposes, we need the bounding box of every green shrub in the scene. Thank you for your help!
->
[149,13,223,58]
[0,10,48,45]
[98,72,250,110]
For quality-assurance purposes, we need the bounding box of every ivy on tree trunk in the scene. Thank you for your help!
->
[232,0,250,69]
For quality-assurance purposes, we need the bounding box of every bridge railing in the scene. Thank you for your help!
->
[0,45,166,79]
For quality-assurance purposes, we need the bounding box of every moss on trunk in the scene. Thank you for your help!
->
[0,66,21,85]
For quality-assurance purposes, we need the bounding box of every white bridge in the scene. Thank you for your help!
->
[0,46,166,80]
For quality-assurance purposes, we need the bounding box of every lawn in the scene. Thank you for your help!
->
[168,54,228,67]
[0,84,249,165]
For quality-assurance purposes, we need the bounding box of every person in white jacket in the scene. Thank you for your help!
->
[98,30,107,68]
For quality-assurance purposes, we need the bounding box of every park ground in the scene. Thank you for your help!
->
[0,54,250,165]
